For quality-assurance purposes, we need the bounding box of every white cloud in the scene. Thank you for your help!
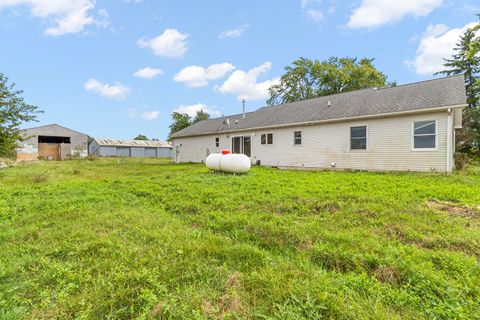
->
[306,9,324,23]
[300,0,327,24]
[347,0,442,30]
[141,110,160,120]
[84,78,130,100]
[0,0,108,36]
[216,62,279,101]
[173,63,235,88]
[137,28,189,58]
[406,22,478,75]
[133,67,163,79]
[219,24,249,39]
[173,103,221,117]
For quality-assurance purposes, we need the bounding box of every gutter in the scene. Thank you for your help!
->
[446,108,453,172]
[172,104,468,139]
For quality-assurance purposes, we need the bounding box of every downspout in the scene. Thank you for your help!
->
[446,108,453,172]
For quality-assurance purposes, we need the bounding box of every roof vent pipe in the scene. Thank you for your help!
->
[328,100,331,107]
[242,98,246,119]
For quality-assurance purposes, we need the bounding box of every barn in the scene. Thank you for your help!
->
[89,138,172,158]
[16,124,89,161]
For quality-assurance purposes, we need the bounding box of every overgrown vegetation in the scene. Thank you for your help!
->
[0,159,479,319]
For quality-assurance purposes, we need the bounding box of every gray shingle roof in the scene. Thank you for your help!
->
[171,75,466,138]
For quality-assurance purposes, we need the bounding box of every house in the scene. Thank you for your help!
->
[170,75,467,172]
[16,124,89,161]
[89,138,172,158]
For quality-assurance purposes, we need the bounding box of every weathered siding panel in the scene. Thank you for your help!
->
[173,110,449,172]
[99,146,117,157]
[131,147,145,158]
[156,148,172,158]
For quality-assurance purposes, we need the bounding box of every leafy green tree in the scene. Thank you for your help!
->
[267,57,391,105]
[168,110,211,140]
[133,134,149,141]
[192,109,210,124]
[0,73,41,157]
[466,14,480,60]
[168,112,191,139]
[436,17,480,154]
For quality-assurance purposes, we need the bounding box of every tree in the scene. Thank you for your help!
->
[192,109,210,124]
[436,16,480,155]
[168,110,211,140]
[168,112,191,139]
[134,134,149,141]
[267,57,391,105]
[0,73,41,157]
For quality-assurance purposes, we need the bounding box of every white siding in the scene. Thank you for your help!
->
[173,110,452,172]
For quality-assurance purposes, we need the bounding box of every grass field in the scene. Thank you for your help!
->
[0,158,479,319]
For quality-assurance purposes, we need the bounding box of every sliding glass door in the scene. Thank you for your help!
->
[231,136,251,157]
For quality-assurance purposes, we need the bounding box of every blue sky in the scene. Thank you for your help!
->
[1,0,478,140]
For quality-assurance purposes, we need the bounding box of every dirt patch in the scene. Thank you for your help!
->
[373,266,403,285]
[204,272,244,318]
[427,200,479,218]
[149,301,166,317]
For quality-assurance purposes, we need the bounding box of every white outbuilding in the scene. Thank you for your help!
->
[89,139,172,158]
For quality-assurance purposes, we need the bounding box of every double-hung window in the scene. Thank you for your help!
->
[350,126,367,150]
[215,137,219,148]
[294,131,302,145]
[413,120,436,150]
[261,133,273,145]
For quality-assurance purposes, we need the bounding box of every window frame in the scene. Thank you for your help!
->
[215,137,219,148]
[293,131,302,146]
[261,133,273,145]
[412,120,438,151]
[349,125,368,151]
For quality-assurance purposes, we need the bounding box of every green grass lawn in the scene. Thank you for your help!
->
[0,158,479,319]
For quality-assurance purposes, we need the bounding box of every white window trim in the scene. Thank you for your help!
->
[411,120,438,152]
[293,131,302,146]
[349,125,368,151]
[260,133,274,146]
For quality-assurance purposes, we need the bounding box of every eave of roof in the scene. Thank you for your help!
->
[172,104,466,138]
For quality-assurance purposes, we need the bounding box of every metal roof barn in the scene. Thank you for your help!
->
[16,124,89,161]
[89,138,172,158]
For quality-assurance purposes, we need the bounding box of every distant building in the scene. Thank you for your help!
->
[89,138,172,158]
[16,124,89,161]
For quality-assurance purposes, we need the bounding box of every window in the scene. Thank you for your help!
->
[215,137,219,148]
[413,120,436,149]
[350,126,367,150]
[261,133,273,145]
[294,131,302,145]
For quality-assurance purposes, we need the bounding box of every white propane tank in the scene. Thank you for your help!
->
[205,153,222,171]
[206,153,251,173]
